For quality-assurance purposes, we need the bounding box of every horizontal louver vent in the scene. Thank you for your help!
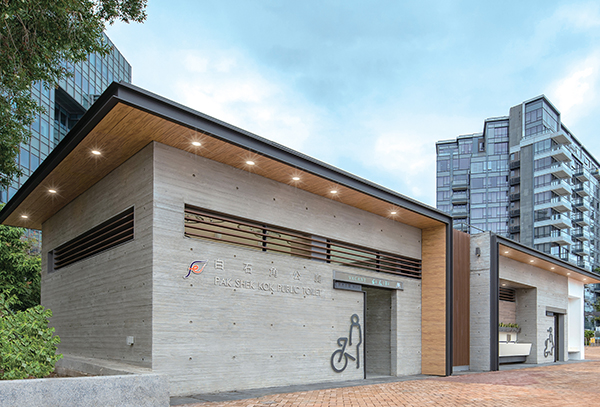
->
[499,287,516,302]
[52,207,134,270]
[184,205,422,279]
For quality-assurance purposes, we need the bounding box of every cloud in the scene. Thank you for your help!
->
[549,52,600,121]
[172,48,322,152]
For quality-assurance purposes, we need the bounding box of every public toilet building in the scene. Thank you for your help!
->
[0,83,453,396]
[452,230,600,373]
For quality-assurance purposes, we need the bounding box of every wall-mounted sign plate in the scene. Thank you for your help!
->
[333,281,363,292]
[333,270,404,290]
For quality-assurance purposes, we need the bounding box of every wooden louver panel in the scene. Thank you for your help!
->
[52,207,134,270]
[184,205,422,279]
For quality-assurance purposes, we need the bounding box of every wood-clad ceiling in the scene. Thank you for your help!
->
[4,102,446,231]
[499,243,600,284]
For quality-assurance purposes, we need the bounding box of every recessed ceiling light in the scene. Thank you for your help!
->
[21,215,28,219]
[246,160,255,166]
[529,259,534,263]
[292,176,300,181]
[567,272,571,275]
[391,211,397,215]
[551,267,555,270]
[330,190,338,194]
[502,283,506,286]
[48,189,57,194]
[505,251,509,254]
[91,150,101,155]
[584,278,587,281]
[191,141,201,147]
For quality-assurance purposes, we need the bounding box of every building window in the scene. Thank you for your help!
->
[494,142,508,154]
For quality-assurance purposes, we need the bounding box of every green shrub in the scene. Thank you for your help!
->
[0,292,62,380]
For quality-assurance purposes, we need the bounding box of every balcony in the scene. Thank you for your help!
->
[452,206,468,216]
[509,225,521,233]
[573,199,590,212]
[573,183,591,197]
[534,179,571,196]
[572,229,591,241]
[592,169,600,181]
[451,194,468,204]
[535,213,572,229]
[452,178,469,191]
[509,193,521,201]
[536,144,571,162]
[550,145,571,162]
[509,159,521,169]
[551,129,572,145]
[535,230,572,246]
[574,168,590,182]
[509,209,521,217]
[536,196,570,213]
[573,213,591,227]
[535,161,572,179]
[509,176,521,186]
[578,259,591,270]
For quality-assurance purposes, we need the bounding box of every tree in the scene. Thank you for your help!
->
[0,0,146,189]
[0,222,40,311]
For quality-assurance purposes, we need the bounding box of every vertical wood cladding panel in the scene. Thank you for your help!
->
[452,229,470,367]
[421,225,448,375]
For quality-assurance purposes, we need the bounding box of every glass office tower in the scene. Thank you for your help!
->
[436,95,600,273]
[8,34,131,203]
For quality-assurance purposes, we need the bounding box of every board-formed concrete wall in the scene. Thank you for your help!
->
[469,233,492,371]
[499,256,568,364]
[151,143,423,395]
[41,144,154,367]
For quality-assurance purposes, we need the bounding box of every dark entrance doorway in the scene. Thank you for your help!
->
[545,310,565,362]
[363,286,392,377]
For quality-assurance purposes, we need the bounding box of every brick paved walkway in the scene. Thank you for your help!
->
[176,347,600,406]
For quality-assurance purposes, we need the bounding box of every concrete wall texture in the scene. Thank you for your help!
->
[500,256,568,364]
[42,143,155,368]
[151,143,423,395]
[469,233,492,371]
[42,142,425,396]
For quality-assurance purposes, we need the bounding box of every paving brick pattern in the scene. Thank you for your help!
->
[180,347,600,406]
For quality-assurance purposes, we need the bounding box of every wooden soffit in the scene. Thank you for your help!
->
[499,242,600,284]
[0,83,450,231]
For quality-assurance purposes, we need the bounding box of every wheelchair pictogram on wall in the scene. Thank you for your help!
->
[331,314,362,373]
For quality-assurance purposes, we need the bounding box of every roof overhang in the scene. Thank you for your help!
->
[0,82,451,231]
[497,235,600,284]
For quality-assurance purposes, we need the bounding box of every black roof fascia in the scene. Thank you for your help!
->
[495,235,599,280]
[0,82,452,227]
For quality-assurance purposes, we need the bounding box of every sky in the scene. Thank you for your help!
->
[106,0,600,207]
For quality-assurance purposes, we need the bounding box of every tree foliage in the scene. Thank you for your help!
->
[0,0,146,189]
[0,292,61,380]
[0,222,41,311]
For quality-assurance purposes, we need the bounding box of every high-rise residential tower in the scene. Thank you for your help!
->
[436,95,600,273]
[8,34,131,204]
